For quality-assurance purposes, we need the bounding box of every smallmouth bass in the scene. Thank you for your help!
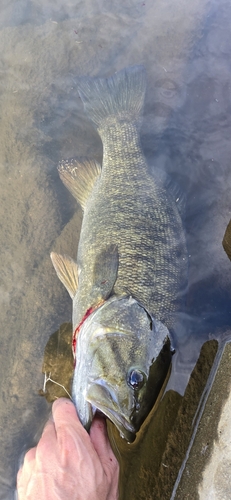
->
[51,65,187,442]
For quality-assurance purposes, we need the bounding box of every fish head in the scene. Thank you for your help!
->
[72,296,172,442]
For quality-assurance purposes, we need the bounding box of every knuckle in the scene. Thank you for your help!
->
[23,447,36,465]
[36,438,51,463]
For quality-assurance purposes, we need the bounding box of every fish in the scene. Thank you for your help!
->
[50,65,188,442]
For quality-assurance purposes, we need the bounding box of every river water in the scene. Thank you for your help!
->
[0,0,231,498]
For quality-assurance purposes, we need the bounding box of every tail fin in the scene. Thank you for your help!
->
[77,65,146,129]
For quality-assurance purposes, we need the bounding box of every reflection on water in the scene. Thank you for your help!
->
[0,0,231,498]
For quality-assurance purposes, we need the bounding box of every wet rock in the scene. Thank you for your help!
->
[172,337,231,500]
[39,322,73,402]
[223,219,231,261]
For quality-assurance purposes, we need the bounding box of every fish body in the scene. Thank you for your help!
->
[51,66,188,441]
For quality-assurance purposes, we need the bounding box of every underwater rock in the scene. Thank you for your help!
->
[39,322,73,402]
[173,337,231,500]
[223,219,231,262]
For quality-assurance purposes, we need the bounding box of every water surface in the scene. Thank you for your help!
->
[0,0,231,498]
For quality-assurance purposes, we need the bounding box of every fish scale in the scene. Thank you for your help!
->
[76,124,186,326]
[51,65,188,440]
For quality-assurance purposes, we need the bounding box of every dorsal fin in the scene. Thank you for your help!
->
[58,158,101,210]
[50,252,78,299]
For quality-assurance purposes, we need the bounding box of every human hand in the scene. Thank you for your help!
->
[17,398,119,500]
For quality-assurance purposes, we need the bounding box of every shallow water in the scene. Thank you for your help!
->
[0,0,231,498]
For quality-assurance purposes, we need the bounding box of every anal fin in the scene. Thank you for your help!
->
[58,158,101,210]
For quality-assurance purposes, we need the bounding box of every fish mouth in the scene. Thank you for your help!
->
[86,384,136,443]
[91,401,136,443]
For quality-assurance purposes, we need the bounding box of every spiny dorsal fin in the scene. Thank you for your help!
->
[58,158,101,210]
[50,252,78,299]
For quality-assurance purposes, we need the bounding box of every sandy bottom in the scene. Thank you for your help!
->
[0,1,231,498]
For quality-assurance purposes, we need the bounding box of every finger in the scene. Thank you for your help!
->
[24,446,37,464]
[52,397,84,438]
[90,416,118,471]
[52,397,79,427]
[17,446,36,488]
[35,419,57,464]
[90,415,110,454]
[52,398,95,456]
[41,417,57,439]
[17,465,24,488]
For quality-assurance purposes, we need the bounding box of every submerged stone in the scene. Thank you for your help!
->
[39,322,73,402]
[172,337,231,500]
[223,219,231,262]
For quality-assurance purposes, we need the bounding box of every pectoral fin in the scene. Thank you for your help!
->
[91,244,119,303]
[50,252,78,299]
[58,158,101,210]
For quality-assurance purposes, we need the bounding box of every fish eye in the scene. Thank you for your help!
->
[127,369,145,390]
